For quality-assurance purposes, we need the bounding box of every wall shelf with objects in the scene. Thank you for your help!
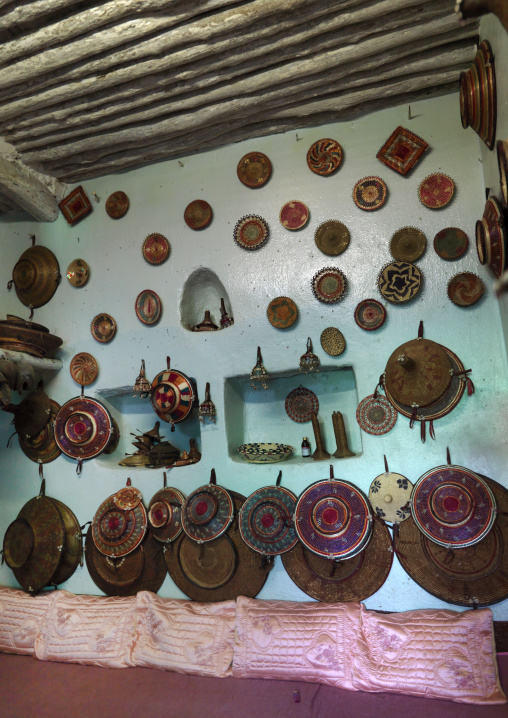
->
[224,366,362,465]
[94,385,202,471]
[179,267,234,331]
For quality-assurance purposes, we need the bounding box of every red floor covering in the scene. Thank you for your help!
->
[1,652,507,718]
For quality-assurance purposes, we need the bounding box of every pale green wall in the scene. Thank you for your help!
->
[1,87,507,617]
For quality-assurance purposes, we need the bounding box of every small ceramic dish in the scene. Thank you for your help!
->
[237,443,293,463]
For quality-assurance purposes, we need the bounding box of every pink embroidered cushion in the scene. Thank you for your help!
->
[34,590,137,668]
[352,604,506,704]
[133,591,236,677]
[233,595,361,690]
[0,586,53,655]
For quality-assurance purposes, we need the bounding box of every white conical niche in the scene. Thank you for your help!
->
[180,267,234,331]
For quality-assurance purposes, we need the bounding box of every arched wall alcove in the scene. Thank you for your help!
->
[179,267,233,331]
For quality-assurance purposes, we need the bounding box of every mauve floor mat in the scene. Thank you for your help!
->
[1,653,507,718]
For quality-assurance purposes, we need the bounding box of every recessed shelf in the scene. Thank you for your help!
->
[224,365,362,465]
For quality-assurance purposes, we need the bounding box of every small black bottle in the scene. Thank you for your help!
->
[301,437,311,457]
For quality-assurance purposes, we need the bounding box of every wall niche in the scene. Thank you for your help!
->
[179,267,233,331]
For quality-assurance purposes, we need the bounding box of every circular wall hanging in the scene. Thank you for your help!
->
[105,191,129,219]
[55,396,113,461]
[447,272,485,307]
[92,494,147,558]
[69,352,98,386]
[354,299,386,331]
[411,465,496,549]
[306,139,343,175]
[234,215,269,250]
[184,200,212,229]
[279,200,309,230]
[356,394,397,435]
[314,220,350,256]
[311,267,347,303]
[418,173,455,209]
[294,480,373,560]
[390,227,426,262]
[369,472,413,523]
[181,484,234,543]
[150,363,194,426]
[285,385,319,423]
[66,259,89,287]
[353,176,387,211]
[237,152,272,188]
[135,290,162,325]
[320,327,346,356]
[90,313,117,343]
[142,233,170,265]
[239,485,298,556]
[18,399,61,464]
[433,228,469,260]
[11,245,60,309]
[266,296,298,329]
[378,261,421,303]
[148,487,185,544]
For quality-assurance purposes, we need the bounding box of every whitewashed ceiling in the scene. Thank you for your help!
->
[0,0,478,218]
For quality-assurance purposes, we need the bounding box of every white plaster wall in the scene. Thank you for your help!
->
[1,91,507,617]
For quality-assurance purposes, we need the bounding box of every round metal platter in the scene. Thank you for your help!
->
[314,220,350,256]
[184,200,213,229]
[181,483,234,543]
[54,396,113,460]
[447,272,485,307]
[311,267,347,303]
[233,215,269,250]
[237,152,272,188]
[150,367,194,425]
[356,394,397,436]
[353,176,387,211]
[306,139,343,175]
[134,290,162,325]
[92,494,147,558]
[142,233,170,265]
[285,385,319,423]
[239,485,298,556]
[69,352,98,386]
[418,173,455,209]
[105,191,129,219]
[378,261,422,303]
[279,200,309,230]
[90,313,117,343]
[294,479,373,560]
[354,299,386,331]
[411,465,497,549]
[433,227,469,260]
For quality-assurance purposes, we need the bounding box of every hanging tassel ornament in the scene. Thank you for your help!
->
[198,383,216,424]
[299,337,320,374]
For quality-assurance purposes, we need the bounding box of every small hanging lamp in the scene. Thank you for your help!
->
[132,359,150,398]
[250,346,269,390]
[299,337,320,374]
[198,382,216,423]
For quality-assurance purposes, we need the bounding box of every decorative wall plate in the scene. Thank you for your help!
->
[148,487,185,543]
[294,480,373,560]
[285,385,319,423]
[497,140,508,207]
[376,125,428,175]
[369,472,412,523]
[105,191,129,219]
[411,465,496,549]
[90,313,117,343]
[311,267,347,303]
[481,197,507,279]
[306,138,343,175]
[378,261,421,303]
[314,220,350,256]
[390,227,426,262]
[142,233,170,265]
[184,200,213,229]
[433,227,469,259]
[135,289,162,325]
[459,40,496,150]
[18,399,61,464]
[55,396,113,461]
[320,327,346,356]
[69,352,98,386]
[237,152,271,188]
[181,484,234,543]
[353,176,387,211]
[237,443,293,463]
[234,215,269,250]
[11,245,60,309]
[476,220,486,265]
[447,272,485,307]
[418,174,455,209]
[66,258,89,287]
[266,296,298,329]
[239,485,298,556]
[150,361,194,425]
[58,186,92,224]
[354,299,386,331]
[356,394,397,435]
[113,486,143,511]
[279,200,309,230]
[92,494,147,558]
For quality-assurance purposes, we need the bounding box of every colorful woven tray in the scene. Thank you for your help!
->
[378,261,421,303]
[105,191,129,219]
[90,313,117,343]
[433,227,469,260]
[55,396,113,461]
[142,233,170,265]
[353,176,387,211]
[376,126,428,176]
[447,272,485,307]
[311,267,347,303]
[135,290,162,325]
[150,367,194,425]
[237,152,272,188]
[294,480,373,560]
[239,485,298,556]
[418,174,455,209]
[354,299,386,331]
[69,352,98,386]
[184,200,212,229]
[306,138,343,175]
[267,296,298,329]
[356,394,397,435]
[181,484,234,543]
[411,465,496,549]
[148,487,185,543]
[314,220,350,256]
[234,215,269,250]
[279,200,309,230]
[285,385,319,423]
[92,494,147,558]
[390,227,426,262]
